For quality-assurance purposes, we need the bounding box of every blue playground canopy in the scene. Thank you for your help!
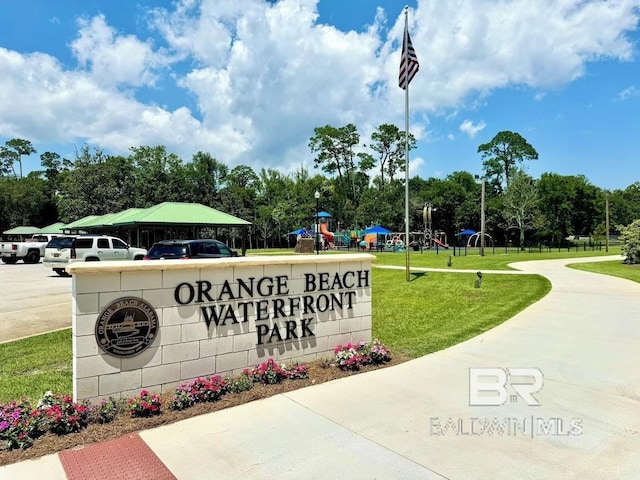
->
[288,228,308,235]
[457,229,476,236]
[365,225,391,235]
[317,211,332,218]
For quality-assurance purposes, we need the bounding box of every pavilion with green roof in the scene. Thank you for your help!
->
[62,202,251,254]
[3,223,67,239]
[63,215,101,232]
[37,222,68,235]
[2,225,41,239]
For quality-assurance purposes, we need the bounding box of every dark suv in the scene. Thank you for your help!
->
[143,239,237,260]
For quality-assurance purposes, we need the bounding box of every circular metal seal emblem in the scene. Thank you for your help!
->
[95,297,159,357]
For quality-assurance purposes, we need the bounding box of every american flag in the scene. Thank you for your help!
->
[399,28,419,90]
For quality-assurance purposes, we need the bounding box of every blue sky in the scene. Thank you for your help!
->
[1,0,639,190]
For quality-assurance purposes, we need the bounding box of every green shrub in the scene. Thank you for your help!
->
[618,220,640,264]
[225,374,254,394]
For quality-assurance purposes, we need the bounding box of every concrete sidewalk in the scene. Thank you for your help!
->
[2,255,639,479]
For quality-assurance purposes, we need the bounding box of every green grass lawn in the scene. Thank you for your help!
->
[371,246,620,270]
[372,269,550,357]
[2,246,611,403]
[0,268,551,403]
[248,246,620,270]
[567,258,640,284]
[0,329,72,403]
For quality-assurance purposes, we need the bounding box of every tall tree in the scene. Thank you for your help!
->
[0,175,49,229]
[536,173,574,244]
[56,146,136,221]
[0,139,37,178]
[183,151,228,206]
[365,124,415,188]
[129,146,186,206]
[221,165,259,222]
[502,170,539,249]
[254,205,274,248]
[608,182,640,228]
[478,131,538,191]
[256,169,297,247]
[39,151,73,194]
[570,177,601,237]
[36,151,71,225]
[308,124,372,211]
[219,165,260,248]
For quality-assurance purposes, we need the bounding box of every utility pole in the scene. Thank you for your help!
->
[475,175,486,256]
[605,194,610,253]
[480,177,486,256]
[314,190,320,255]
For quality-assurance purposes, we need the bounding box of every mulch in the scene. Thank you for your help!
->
[0,356,409,467]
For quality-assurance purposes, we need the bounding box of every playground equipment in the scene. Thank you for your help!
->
[360,225,392,251]
[363,233,377,249]
[320,222,335,248]
[384,234,406,251]
[350,229,365,247]
[423,203,449,249]
[467,232,494,248]
[432,237,448,249]
[334,231,350,247]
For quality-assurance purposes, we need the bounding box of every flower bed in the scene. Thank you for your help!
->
[334,339,391,370]
[0,340,392,458]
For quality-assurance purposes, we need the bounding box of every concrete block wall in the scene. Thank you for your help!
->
[69,254,373,403]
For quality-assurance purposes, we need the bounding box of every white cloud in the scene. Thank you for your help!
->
[0,0,638,175]
[406,0,639,109]
[71,14,169,87]
[617,85,639,100]
[409,156,425,177]
[390,155,424,181]
[459,119,486,138]
[447,133,455,140]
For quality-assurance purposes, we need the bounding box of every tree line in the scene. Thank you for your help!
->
[0,127,638,249]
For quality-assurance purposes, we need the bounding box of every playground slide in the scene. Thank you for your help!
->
[336,233,350,245]
[363,233,378,250]
[433,238,449,249]
[320,223,334,243]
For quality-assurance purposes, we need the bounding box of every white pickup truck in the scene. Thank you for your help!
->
[0,234,59,264]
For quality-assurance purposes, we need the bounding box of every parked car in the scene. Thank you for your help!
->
[43,235,147,276]
[143,239,237,260]
[0,234,59,264]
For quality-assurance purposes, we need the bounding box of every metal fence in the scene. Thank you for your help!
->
[448,241,615,256]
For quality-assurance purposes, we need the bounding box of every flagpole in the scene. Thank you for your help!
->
[403,6,411,282]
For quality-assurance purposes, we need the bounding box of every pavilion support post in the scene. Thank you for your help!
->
[242,226,247,256]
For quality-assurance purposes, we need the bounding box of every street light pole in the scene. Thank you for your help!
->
[475,175,486,256]
[480,177,486,257]
[314,190,320,255]
[605,194,610,253]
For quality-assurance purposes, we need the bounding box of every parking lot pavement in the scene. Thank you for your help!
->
[0,262,72,343]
